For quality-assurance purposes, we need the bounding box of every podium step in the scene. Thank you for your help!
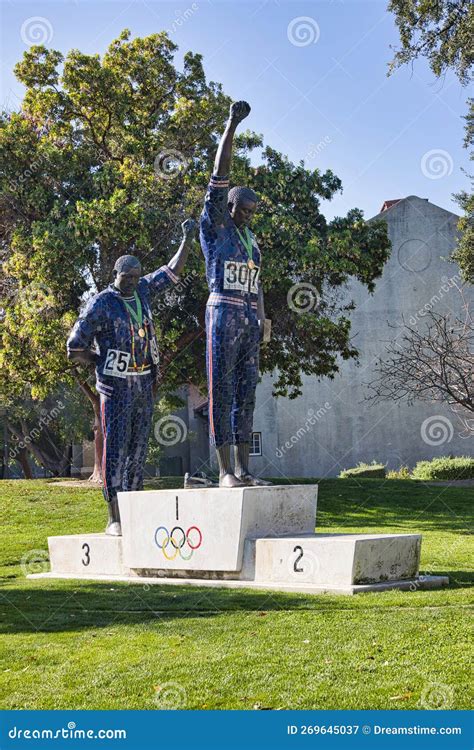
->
[254,533,422,586]
[31,485,449,595]
[49,533,128,577]
[118,484,318,572]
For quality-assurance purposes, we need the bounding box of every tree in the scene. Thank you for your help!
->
[388,0,473,281]
[0,383,95,478]
[387,0,473,83]
[0,29,391,476]
[365,293,473,432]
[452,99,474,282]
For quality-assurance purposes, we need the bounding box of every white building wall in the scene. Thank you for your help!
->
[248,196,472,479]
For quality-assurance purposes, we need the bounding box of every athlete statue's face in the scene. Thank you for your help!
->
[230,198,257,228]
[113,265,141,296]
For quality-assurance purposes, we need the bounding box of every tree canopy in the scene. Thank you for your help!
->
[388,0,473,282]
[0,28,391,455]
[388,0,473,83]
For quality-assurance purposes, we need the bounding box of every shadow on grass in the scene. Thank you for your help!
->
[0,566,471,635]
[0,582,363,634]
[313,478,473,533]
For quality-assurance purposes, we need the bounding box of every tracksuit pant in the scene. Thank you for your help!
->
[206,300,260,447]
[99,372,154,505]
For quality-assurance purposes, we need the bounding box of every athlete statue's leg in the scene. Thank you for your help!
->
[100,388,132,535]
[206,304,245,488]
[232,312,271,486]
[122,374,154,493]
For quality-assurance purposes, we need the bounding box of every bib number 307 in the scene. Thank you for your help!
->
[103,349,130,378]
[224,261,259,294]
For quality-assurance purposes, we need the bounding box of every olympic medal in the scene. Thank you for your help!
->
[138,328,146,338]
[247,259,255,269]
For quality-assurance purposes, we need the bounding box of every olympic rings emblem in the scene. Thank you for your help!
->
[154,525,203,561]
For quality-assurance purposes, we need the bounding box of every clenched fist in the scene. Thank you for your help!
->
[229,100,251,125]
[181,217,197,240]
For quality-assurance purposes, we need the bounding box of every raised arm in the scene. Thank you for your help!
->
[144,218,196,298]
[167,218,197,276]
[213,101,251,177]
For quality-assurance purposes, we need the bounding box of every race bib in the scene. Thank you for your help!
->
[103,349,130,378]
[223,261,259,294]
[150,337,159,365]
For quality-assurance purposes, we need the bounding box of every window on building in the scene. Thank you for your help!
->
[250,432,262,456]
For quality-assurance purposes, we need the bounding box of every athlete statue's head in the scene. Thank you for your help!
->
[228,186,258,229]
[113,255,142,296]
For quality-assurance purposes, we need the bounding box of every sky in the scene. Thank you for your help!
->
[0,0,470,221]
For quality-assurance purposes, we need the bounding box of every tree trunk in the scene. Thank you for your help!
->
[17,448,33,479]
[7,419,70,477]
[64,443,72,478]
[75,374,103,483]
[89,399,103,483]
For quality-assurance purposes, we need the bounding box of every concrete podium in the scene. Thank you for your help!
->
[29,485,449,595]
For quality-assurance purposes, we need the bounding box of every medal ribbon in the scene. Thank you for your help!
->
[236,226,253,263]
[121,292,149,371]
[121,291,144,330]
[129,320,149,371]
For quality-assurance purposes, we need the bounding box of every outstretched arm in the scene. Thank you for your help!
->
[167,218,197,276]
[214,101,251,176]
[144,218,197,299]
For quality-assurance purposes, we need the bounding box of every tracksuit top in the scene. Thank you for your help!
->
[66,265,178,396]
[200,173,261,310]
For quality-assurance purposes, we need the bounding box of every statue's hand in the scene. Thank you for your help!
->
[229,100,251,125]
[181,218,197,240]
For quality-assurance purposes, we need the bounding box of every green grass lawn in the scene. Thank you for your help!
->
[0,477,472,710]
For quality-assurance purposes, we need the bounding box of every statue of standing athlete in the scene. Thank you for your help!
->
[200,101,271,487]
[67,219,196,534]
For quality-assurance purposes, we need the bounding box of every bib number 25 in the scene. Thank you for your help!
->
[103,349,130,378]
[224,261,259,294]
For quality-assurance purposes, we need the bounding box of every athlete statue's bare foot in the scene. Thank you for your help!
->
[219,472,246,488]
[235,473,272,486]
